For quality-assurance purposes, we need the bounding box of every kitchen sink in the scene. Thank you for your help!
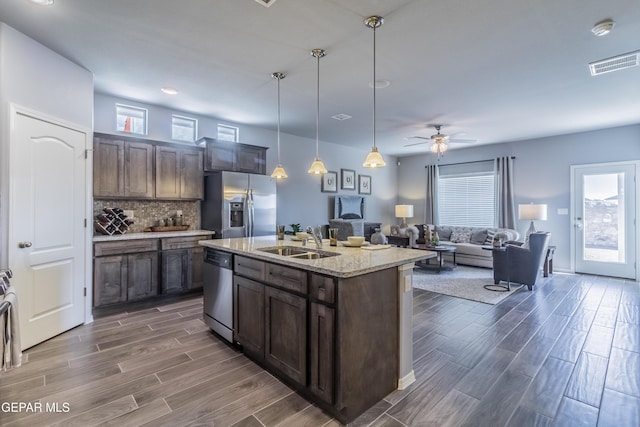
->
[258,246,340,259]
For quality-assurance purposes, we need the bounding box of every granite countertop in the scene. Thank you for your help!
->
[93,229,214,242]
[199,236,435,278]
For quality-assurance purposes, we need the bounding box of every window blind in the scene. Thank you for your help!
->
[438,172,495,227]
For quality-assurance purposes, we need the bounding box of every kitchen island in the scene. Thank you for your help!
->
[199,236,434,424]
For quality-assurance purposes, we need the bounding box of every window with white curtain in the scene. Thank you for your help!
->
[437,161,496,227]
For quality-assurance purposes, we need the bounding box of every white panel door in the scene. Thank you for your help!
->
[9,110,87,349]
[573,163,636,279]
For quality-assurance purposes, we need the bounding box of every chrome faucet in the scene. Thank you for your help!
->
[306,226,323,249]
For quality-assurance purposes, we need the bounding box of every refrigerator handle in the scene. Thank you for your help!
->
[245,189,254,237]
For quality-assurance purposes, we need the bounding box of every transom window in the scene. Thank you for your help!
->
[116,104,147,135]
[172,115,198,142]
[217,124,239,142]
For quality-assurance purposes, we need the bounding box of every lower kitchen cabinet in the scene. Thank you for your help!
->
[309,301,335,404]
[234,275,264,356]
[265,286,307,386]
[93,251,158,306]
[127,252,159,301]
[94,234,211,308]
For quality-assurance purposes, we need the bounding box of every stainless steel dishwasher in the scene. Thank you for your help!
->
[203,248,234,343]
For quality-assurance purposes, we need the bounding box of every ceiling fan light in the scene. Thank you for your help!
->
[308,158,328,175]
[363,146,386,168]
[430,142,448,154]
[270,164,288,179]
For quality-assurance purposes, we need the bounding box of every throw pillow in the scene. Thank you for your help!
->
[485,229,496,245]
[450,231,471,243]
[470,230,488,245]
[436,227,452,241]
[340,213,361,219]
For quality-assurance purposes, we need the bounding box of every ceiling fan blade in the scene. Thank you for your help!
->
[448,138,477,144]
[404,140,430,147]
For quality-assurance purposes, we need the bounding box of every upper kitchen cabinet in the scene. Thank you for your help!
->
[155,146,203,199]
[198,137,267,175]
[94,133,203,200]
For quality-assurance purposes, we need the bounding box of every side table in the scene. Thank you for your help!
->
[544,246,556,277]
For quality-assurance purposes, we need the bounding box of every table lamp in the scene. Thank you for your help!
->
[518,203,547,238]
[395,204,414,229]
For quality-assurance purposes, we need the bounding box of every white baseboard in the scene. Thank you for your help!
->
[397,370,416,390]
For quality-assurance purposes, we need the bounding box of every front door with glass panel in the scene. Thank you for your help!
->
[573,163,636,279]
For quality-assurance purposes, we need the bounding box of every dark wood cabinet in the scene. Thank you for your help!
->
[94,234,211,308]
[127,251,159,300]
[93,255,127,306]
[93,240,159,306]
[94,133,203,200]
[265,286,307,386]
[156,146,203,199]
[124,141,154,198]
[94,137,125,197]
[199,137,267,175]
[234,275,265,357]
[309,301,335,404]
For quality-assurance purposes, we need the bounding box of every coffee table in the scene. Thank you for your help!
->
[414,244,456,272]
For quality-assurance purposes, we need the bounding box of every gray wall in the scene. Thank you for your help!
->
[94,93,399,233]
[398,124,640,272]
[0,22,94,265]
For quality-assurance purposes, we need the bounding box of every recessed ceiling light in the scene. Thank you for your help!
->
[28,0,54,5]
[591,19,615,36]
[331,114,352,121]
[369,79,391,89]
[161,87,178,95]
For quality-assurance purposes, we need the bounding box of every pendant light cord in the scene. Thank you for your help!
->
[316,53,320,159]
[372,22,377,150]
[277,75,282,163]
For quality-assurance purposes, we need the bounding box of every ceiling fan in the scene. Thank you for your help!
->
[405,125,476,156]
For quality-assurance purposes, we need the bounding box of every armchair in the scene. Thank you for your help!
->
[492,232,551,291]
[329,196,365,241]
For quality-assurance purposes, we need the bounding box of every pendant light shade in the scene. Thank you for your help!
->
[270,72,288,179]
[363,15,386,168]
[308,48,328,175]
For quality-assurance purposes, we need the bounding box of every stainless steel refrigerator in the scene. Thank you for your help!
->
[202,171,276,238]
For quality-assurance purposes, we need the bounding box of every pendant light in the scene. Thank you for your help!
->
[270,72,288,180]
[362,16,386,168]
[308,48,328,175]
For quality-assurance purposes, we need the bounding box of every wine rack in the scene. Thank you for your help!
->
[94,207,134,235]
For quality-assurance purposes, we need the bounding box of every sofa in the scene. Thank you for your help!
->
[413,224,520,268]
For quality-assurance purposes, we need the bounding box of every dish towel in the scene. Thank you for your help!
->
[1,286,23,371]
[361,244,392,250]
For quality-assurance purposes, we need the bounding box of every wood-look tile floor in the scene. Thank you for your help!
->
[1,271,639,426]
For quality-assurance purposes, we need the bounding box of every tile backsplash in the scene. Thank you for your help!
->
[93,199,200,234]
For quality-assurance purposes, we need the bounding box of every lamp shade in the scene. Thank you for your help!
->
[395,205,414,218]
[518,204,547,221]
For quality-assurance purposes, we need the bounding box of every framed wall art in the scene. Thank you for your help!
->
[358,174,371,195]
[341,168,356,190]
[321,171,338,193]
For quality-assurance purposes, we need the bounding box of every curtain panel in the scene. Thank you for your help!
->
[425,164,438,225]
[495,156,516,229]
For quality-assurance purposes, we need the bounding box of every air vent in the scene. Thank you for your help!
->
[331,114,352,121]
[589,51,639,76]
[255,0,277,7]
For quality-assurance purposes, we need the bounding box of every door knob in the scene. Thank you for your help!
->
[18,241,32,248]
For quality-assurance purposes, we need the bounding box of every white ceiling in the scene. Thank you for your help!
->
[1,0,639,156]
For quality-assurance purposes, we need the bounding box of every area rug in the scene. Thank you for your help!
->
[412,265,523,305]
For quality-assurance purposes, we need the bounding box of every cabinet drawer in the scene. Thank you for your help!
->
[310,274,335,305]
[266,263,307,294]
[234,255,265,281]
[161,235,212,250]
[95,239,158,256]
